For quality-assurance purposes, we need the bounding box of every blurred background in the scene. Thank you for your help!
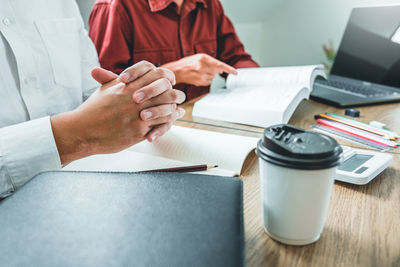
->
[76,0,400,68]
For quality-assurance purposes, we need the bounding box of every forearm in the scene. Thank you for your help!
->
[50,111,93,166]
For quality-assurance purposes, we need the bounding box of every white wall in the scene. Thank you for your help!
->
[223,0,400,67]
[75,0,400,67]
[75,0,95,29]
[219,0,289,66]
[259,0,400,67]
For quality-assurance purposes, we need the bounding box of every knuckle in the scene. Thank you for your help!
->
[165,114,173,122]
[171,104,177,112]
[169,90,179,102]
[143,84,154,94]
[155,67,166,76]
[152,68,164,80]
[139,60,155,69]
[157,67,173,78]
[160,77,172,89]
[165,68,174,78]
[151,107,162,117]
[194,64,202,71]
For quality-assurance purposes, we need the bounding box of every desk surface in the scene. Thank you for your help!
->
[176,99,400,267]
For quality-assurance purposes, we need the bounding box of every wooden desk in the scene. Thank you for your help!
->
[176,99,400,267]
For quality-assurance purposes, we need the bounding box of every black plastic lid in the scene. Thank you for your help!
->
[256,124,343,170]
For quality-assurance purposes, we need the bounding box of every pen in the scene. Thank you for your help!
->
[142,164,219,173]
[316,118,398,147]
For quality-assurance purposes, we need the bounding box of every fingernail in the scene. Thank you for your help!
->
[120,72,130,82]
[134,92,145,103]
[178,108,185,118]
[142,111,152,120]
[150,132,158,142]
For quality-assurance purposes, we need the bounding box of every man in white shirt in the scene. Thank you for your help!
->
[0,0,186,198]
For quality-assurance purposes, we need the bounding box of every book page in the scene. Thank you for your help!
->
[193,84,305,127]
[62,150,189,172]
[226,65,325,92]
[193,65,325,127]
[129,126,259,175]
[62,126,259,177]
[62,150,238,177]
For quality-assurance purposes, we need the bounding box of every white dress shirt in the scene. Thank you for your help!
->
[0,0,100,197]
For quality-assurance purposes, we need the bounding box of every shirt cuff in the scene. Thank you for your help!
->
[233,59,260,69]
[0,116,62,191]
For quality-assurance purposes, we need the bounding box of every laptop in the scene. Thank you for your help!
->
[311,5,400,107]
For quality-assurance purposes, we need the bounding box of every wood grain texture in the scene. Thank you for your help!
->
[177,99,400,267]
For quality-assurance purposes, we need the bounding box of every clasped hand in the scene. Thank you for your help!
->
[51,61,186,165]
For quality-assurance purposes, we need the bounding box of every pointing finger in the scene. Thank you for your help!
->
[204,56,237,75]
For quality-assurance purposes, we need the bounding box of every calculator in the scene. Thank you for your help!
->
[334,146,393,185]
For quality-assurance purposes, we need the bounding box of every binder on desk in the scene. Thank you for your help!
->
[0,171,245,267]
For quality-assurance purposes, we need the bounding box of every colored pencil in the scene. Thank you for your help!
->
[316,118,398,148]
[316,113,395,140]
[142,164,218,173]
[325,112,399,139]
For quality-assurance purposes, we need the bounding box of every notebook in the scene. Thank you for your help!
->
[193,65,325,127]
[0,171,245,267]
[63,126,259,177]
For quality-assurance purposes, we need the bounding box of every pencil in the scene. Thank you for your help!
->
[325,112,399,139]
[316,113,396,140]
[142,164,219,173]
[316,118,398,147]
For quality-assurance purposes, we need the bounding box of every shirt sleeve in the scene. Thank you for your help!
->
[215,1,259,69]
[89,1,133,74]
[0,117,61,198]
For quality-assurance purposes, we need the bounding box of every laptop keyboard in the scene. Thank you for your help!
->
[317,79,400,97]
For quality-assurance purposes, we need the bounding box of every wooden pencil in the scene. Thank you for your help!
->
[142,164,218,173]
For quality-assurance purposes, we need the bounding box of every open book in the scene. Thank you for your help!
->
[193,65,325,127]
[63,126,259,177]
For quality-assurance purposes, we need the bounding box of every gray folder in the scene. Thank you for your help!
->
[0,171,245,267]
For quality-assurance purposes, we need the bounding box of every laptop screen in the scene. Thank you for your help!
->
[331,5,400,88]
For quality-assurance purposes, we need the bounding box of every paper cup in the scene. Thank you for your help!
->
[256,124,342,245]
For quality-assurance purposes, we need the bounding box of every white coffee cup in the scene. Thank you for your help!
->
[256,124,342,245]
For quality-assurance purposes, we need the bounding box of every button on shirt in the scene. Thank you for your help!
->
[89,0,259,100]
[0,0,100,197]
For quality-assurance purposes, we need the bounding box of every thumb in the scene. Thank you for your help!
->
[91,67,119,85]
